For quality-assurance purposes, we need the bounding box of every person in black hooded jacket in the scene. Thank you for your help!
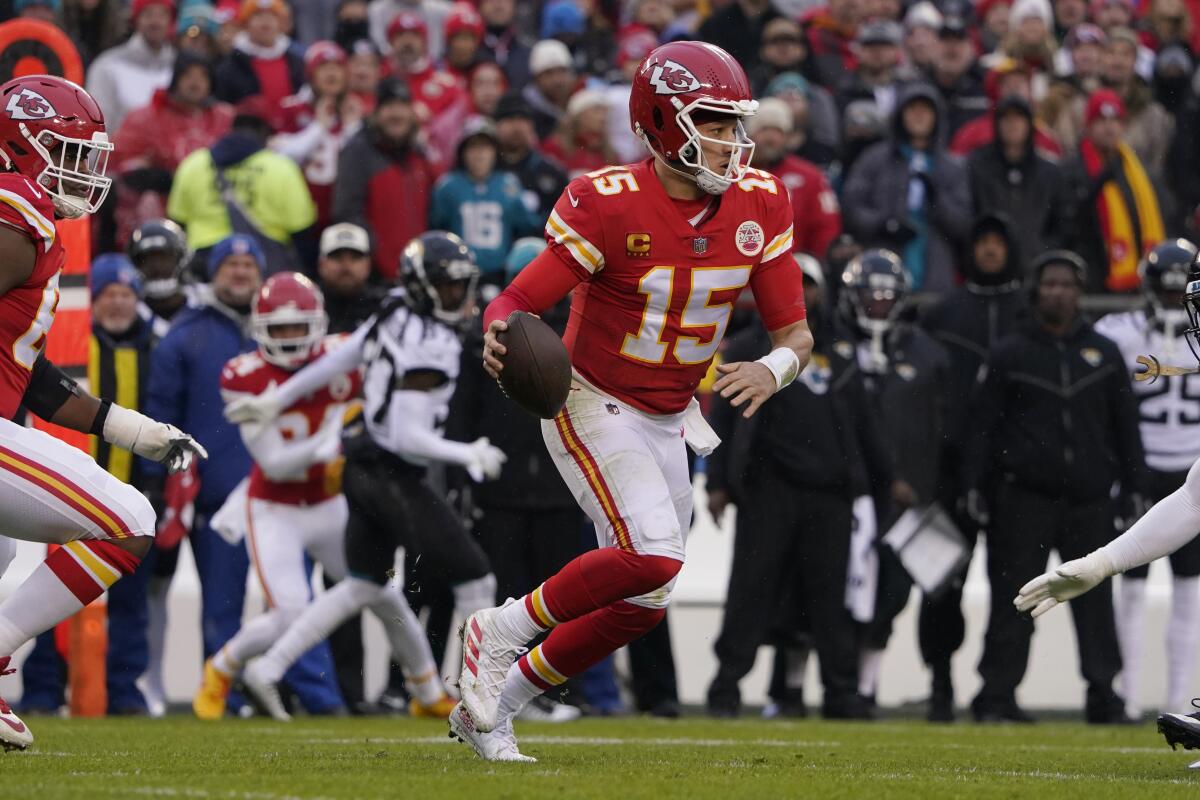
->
[966,94,1068,273]
[917,212,1025,721]
[842,82,973,295]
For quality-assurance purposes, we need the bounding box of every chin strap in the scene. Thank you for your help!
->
[652,153,732,196]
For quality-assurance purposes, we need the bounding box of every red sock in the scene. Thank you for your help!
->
[533,549,681,625]
[525,600,665,682]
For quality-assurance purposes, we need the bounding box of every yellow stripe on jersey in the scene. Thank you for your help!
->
[762,225,794,263]
[0,188,55,247]
[546,210,604,274]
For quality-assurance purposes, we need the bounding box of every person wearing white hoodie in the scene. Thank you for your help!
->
[86,0,177,131]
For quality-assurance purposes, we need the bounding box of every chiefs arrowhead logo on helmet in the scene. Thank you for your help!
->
[6,88,56,121]
[649,60,701,95]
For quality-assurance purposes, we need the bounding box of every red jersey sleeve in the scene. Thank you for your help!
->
[750,178,806,330]
[220,352,268,399]
[0,174,56,251]
[544,173,607,280]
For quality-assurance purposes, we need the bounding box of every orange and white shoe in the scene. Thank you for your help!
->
[410,694,458,719]
[0,657,32,752]
[192,658,233,721]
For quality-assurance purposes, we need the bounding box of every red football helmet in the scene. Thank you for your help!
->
[0,75,112,218]
[629,41,758,195]
[251,272,329,368]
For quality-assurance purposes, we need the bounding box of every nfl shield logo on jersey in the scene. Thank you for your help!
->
[693,237,708,256]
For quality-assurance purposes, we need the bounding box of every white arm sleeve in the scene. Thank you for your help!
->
[380,389,477,467]
[1101,458,1200,573]
[239,410,341,481]
[269,121,325,164]
[273,324,368,409]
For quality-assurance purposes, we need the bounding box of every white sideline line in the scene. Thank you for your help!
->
[301,735,843,748]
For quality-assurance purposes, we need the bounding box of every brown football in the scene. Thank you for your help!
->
[496,311,572,419]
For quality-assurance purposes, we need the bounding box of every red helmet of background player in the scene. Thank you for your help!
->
[251,272,329,368]
[629,41,758,195]
[0,74,113,219]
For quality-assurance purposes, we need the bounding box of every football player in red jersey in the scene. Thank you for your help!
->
[450,42,814,760]
[0,75,206,750]
[195,273,456,720]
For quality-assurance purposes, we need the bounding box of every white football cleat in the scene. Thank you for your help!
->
[458,600,525,733]
[242,661,291,722]
[0,658,31,752]
[449,703,536,763]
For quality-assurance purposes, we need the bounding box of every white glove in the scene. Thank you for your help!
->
[1013,549,1115,619]
[463,437,506,483]
[224,389,284,425]
[103,405,209,474]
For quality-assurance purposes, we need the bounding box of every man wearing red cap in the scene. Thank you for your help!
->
[368,0,453,62]
[442,1,486,80]
[385,10,467,125]
[1061,88,1164,292]
[214,0,306,113]
[86,0,177,130]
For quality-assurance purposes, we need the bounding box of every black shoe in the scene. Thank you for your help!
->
[1158,704,1200,750]
[972,698,1035,724]
[375,689,410,716]
[928,692,955,723]
[823,694,877,720]
[648,699,681,719]
[706,683,740,718]
[1086,693,1135,725]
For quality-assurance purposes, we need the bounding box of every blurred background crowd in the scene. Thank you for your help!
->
[5,0,1200,725]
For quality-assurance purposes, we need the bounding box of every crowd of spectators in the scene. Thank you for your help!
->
[10,0,1200,721]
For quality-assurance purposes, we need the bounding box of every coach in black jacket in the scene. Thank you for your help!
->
[964,250,1147,724]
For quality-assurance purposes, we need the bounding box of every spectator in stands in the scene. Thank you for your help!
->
[315,222,384,332]
[522,39,578,140]
[494,93,568,220]
[706,255,886,721]
[274,41,365,228]
[1094,0,1136,32]
[979,0,1013,52]
[836,20,907,118]
[291,0,341,47]
[86,0,177,131]
[1054,0,1089,39]
[965,249,1144,724]
[62,0,128,68]
[748,98,841,258]
[574,0,617,79]
[213,0,305,114]
[373,0,453,62]
[176,3,222,59]
[764,72,840,167]
[145,235,345,715]
[385,11,467,127]
[430,120,539,283]
[332,0,370,52]
[468,60,506,118]
[1042,24,1106,150]
[541,0,588,58]
[478,0,533,90]
[15,0,58,22]
[967,94,1066,268]
[697,0,780,76]
[843,83,972,293]
[1061,89,1164,292]
[541,89,616,178]
[919,212,1026,721]
[345,38,381,108]
[928,16,988,138]
[1002,0,1057,74]
[333,78,434,282]
[904,2,944,72]
[442,1,485,78]
[1142,0,1194,50]
[803,0,862,89]
[168,97,316,264]
[114,52,234,248]
[1099,27,1174,181]
[749,17,808,96]
[951,60,1063,160]
[837,98,887,181]
[601,26,658,165]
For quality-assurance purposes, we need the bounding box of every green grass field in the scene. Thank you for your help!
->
[5,714,1199,799]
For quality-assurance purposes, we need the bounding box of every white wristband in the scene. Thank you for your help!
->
[755,347,800,391]
[102,404,150,451]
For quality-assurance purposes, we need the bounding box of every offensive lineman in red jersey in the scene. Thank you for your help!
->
[451,42,814,761]
[0,75,206,750]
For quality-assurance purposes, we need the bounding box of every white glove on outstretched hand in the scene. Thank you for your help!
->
[464,437,506,483]
[1013,549,1116,618]
[103,405,209,474]
[224,389,284,425]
